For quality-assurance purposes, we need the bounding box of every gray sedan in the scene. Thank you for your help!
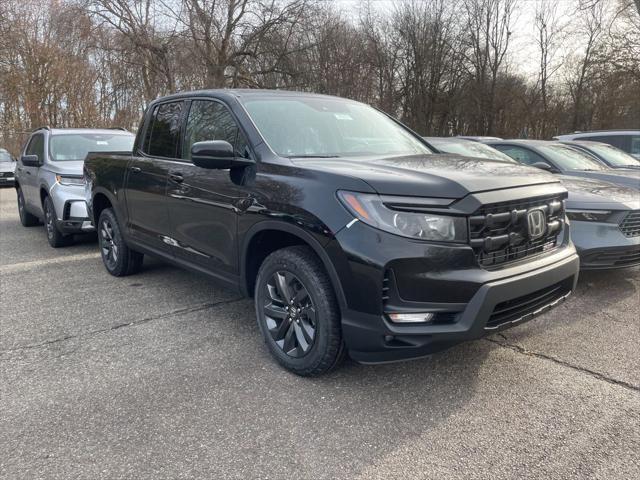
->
[487,139,640,191]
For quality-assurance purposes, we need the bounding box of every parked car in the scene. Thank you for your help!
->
[561,140,640,170]
[430,137,640,270]
[0,148,16,186]
[85,89,579,376]
[424,137,515,162]
[487,140,640,191]
[553,130,640,160]
[15,127,135,247]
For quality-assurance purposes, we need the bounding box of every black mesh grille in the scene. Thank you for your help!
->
[469,194,565,269]
[620,211,640,237]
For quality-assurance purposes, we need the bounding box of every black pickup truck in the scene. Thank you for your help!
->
[85,89,579,376]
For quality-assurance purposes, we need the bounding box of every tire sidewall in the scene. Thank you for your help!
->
[98,209,126,275]
[255,250,336,372]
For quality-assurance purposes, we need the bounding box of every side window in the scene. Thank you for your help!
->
[144,101,183,158]
[631,136,640,156]
[183,100,250,160]
[493,145,548,166]
[583,135,628,150]
[25,134,45,162]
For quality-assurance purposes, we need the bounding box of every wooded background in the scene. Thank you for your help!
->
[0,0,638,155]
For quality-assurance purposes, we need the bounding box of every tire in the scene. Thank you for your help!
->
[43,196,72,248]
[255,245,345,376]
[98,208,144,276]
[16,187,39,227]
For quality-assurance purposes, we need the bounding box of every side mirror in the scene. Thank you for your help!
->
[191,140,252,169]
[21,154,40,167]
[531,161,554,172]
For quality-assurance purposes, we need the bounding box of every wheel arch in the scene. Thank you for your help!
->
[241,221,347,311]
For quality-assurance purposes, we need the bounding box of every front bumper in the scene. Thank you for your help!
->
[571,220,640,269]
[0,175,15,186]
[331,220,579,363]
[50,182,95,233]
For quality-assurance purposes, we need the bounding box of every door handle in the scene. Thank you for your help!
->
[169,173,184,184]
[26,170,31,175]
[129,166,142,173]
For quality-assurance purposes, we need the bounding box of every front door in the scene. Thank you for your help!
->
[124,101,184,255]
[19,133,45,212]
[165,99,254,279]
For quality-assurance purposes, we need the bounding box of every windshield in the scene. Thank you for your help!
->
[585,144,640,168]
[242,97,431,158]
[429,139,516,163]
[538,145,606,171]
[49,134,134,161]
[0,149,13,162]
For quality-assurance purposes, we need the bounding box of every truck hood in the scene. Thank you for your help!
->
[562,170,640,191]
[44,161,85,176]
[559,175,640,210]
[294,154,559,198]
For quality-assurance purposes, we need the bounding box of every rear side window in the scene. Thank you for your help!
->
[183,100,250,160]
[144,102,183,158]
[630,136,640,156]
[25,134,45,162]
[493,145,548,166]
[582,135,629,151]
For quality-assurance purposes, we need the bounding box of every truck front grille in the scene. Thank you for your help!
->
[469,194,565,269]
[620,211,640,237]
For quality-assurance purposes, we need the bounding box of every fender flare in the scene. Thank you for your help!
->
[240,220,347,311]
[91,186,125,225]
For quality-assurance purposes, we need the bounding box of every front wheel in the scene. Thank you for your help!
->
[98,208,143,276]
[16,187,39,227]
[44,196,72,248]
[255,246,345,376]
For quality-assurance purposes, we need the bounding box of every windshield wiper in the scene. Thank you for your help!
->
[287,154,341,159]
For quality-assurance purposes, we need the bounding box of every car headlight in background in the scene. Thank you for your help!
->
[55,174,86,186]
[566,210,613,222]
[338,191,467,242]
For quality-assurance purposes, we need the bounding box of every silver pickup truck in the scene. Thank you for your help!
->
[15,127,134,247]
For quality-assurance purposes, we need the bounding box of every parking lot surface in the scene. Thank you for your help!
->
[1,187,639,479]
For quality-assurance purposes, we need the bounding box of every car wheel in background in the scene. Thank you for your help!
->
[255,246,345,376]
[16,187,39,227]
[98,208,143,276]
[43,196,72,248]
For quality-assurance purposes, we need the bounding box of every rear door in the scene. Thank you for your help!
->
[124,101,184,255]
[19,133,45,211]
[165,98,254,280]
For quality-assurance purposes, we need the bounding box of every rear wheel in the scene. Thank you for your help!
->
[16,187,38,227]
[44,196,72,248]
[255,246,345,376]
[98,208,143,276]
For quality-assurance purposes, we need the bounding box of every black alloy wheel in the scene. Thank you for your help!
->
[100,216,119,271]
[263,271,317,357]
[43,196,71,247]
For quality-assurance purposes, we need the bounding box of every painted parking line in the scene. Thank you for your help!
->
[0,252,101,274]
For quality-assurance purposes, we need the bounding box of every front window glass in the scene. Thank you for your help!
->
[538,145,606,171]
[587,144,640,168]
[0,149,13,162]
[430,139,516,163]
[242,97,431,158]
[49,134,134,161]
[183,100,249,160]
[26,134,45,161]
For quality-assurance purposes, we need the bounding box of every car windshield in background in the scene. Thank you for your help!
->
[242,97,431,158]
[49,134,134,161]
[430,139,516,163]
[539,145,606,171]
[586,144,640,168]
[0,150,13,162]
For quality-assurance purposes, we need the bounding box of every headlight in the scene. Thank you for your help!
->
[338,191,467,242]
[566,210,613,222]
[55,175,86,186]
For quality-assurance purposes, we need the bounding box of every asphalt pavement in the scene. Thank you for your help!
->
[1,186,639,479]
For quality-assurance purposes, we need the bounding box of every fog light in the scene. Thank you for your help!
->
[388,312,436,324]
